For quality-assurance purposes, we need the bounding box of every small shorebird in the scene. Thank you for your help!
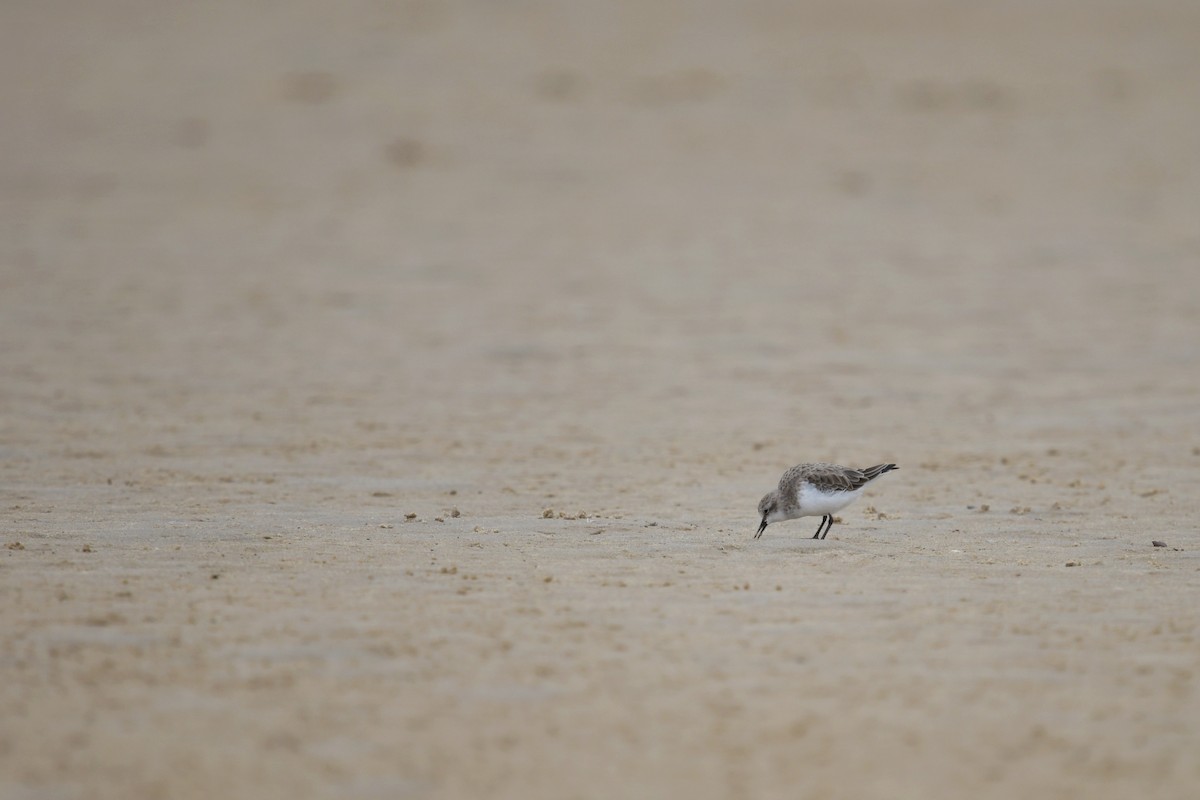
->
[755,462,897,540]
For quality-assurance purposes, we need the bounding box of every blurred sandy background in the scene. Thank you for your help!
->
[3,1,1199,798]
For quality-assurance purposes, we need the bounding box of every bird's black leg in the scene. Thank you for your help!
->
[812,515,830,539]
[821,515,834,539]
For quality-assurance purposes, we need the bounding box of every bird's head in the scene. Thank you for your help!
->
[756,491,781,536]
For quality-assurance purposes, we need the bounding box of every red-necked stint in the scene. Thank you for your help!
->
[755,462,898,540]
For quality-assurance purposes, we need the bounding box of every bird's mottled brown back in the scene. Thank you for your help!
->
[780,462,896,493]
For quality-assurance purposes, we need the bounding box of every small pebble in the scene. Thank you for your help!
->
[1152,540,1167,548]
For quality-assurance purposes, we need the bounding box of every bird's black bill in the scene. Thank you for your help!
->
[755,517,768,538]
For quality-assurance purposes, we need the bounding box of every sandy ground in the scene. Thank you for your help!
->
[3,1,1200,798]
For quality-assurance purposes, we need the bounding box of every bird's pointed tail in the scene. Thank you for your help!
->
[861,463,898,481]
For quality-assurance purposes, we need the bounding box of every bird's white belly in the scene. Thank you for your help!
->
[797,483,862,516]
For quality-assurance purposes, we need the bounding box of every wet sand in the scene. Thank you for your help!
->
[3,2,1200,798]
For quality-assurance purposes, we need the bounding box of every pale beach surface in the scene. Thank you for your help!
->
[2,2,1199,798]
